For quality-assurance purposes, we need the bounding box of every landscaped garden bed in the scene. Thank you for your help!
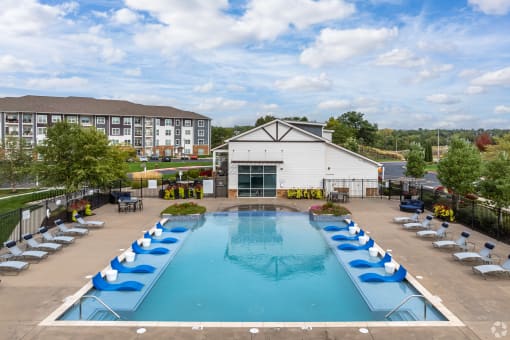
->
[309,202,351,221]
[161,202,206,221]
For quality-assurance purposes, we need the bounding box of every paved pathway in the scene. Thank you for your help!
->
[1,197,509,339]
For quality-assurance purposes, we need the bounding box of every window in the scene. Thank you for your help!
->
[175,129,180,135]
[134,138,142,146]
[6,126,19,135]
[22,113,32,124]
[198,120,205,127]
[96,116,105,125]
[185,130,191,135]
[198,129,204,137]
[124,139,131,145]
[156,129,160,136]
[134,127,142,136]
[112,128,120,136]
[67,116,77,123]
[112,117,121,124]
[6,114,18,123]
[184,139,190,145]
[97,128,106,134]
[175,139,180,146]
[156,119,161,126]
[134,117,142,125]
[23,126,33,135]
[165,119,172,126]
[124,128,131,135]
[145,127,153,135]
[238,165,277,198]
[37,127,47,135]
[80,116,91,125]
[198,139,205,145]
[184,119,191,127]
[124,117,132,125]
[110,139,119,145]
[145,139,153,147]
[165,139,172,146]
[52,115,62,123]
[145,118,152,126]
[37,114,47,124]
[175,119,180,126]
[184,148,191,154]
[155,140,159,146]
[165,130,172,136]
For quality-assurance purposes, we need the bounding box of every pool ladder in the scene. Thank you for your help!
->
[385,294,431,321]
[78,295,121,320]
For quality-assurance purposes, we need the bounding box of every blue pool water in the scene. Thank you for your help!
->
[59,212,446,322]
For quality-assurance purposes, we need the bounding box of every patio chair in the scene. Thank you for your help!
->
[74,214,105,228]
[110,257,156,273]
[337,238,374,251]
[331,230,365,241]
[54,219,89,236]
[393,209,422,224]
[472,255,510,279]
[0,260,30,274]
[143,231,178,244]
[131,241,170,255]
[22,234,62,252]
[92,272,144,291]
[402,215,433,230]
[359,265,407,282]
[349,253,392,268]
[2,241,48,262]
[432,231,471,251]
[453,242,496,263]
[323,225,349,232]
[38,227,75,244]
[416,222,449,239]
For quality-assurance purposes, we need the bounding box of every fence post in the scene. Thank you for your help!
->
[471,200,475,228]
[420,185,423,201]
[361,179,364,199]
[388,180,392,200]
[399,181,403,202]
[497,207,502,238]
[140,177,143,199]
[18,208,23,241]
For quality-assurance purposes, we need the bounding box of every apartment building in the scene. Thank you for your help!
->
[0,95,211,157]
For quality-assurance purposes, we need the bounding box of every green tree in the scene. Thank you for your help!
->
[338,111,378,146]
[255,115,276,126]
[0,136,33,192]
[343,137,359,153]
[35,122,128,192]
[478,152,510,209]
[424,142,433,162]
[211,126,234,148]
[325,117,352,145]
[405,143,426,178]
[437,138,481,197]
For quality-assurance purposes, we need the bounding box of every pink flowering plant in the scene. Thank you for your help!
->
[310,202,350,216]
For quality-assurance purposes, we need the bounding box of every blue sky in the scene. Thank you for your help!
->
[1,0,510,129]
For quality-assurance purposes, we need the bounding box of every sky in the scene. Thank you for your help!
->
[1,0,510,129]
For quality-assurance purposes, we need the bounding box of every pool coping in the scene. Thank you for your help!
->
[39,213,465,329]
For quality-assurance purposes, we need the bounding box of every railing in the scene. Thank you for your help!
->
[78,295,120,320]
[385,294,430,320]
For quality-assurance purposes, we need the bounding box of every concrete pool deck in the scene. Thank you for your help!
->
[1,197,509,339]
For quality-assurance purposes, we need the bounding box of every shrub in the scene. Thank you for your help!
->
[161,202,206,216]
[309,202,350,216]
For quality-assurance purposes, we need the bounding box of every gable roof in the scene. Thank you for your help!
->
[0,95,210,119]
[226,119,381,167]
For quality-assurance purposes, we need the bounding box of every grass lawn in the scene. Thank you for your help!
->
[0,188,38,198]
[425,163,438,172]
[127,161,212,172]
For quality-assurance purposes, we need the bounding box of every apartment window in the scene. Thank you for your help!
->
[134,138,142,147]
[80,116,92,125]
[184,119,191,127]
[145,127,153,135]
[156,119,161,126]
[6,126,19,135]
[97,128,106,134]
[145,118,152,126]
[165,119,172,126]
[124,117,132,125]
[23,126,33,136]
[111,139,119,145]
[112,128,120,136]
[22,113,33,124]
[96,116,105,125]
[37,127,47,135]
[52,115,62,123]
[184,148,191,154]
[156,129,159,136]
[165,130,172,136]
[175,129,180,136]
[124,128,132,135]
[175,119,180,126]
[165,139,172,146]
[124,139,131,145]
[198,129,205,137]
[185,130,191,135]
[112,117,121,124]
[175,139,180,146]
[155,140,159,146]
[37,114,47,124]
[134,127,142,136]
[145,139,153,147]
[67,116,77,123]
[6,114,19,123]
[134,117,142,125]
[198,139,205,145]
[198,120,205,127]
[184,139,190,145]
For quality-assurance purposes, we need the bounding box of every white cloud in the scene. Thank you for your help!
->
[415,64,453,82]
[458,69,481,78]
[227,84,246,92]
[112,8,139,25]
[300,27,398,68]
[375,48,426,67]
[194,81,214,93]
[471,66,510,86]
[0,55,33,72]
[26,76,88,89]
[198,97,247,111]
[468,0,510,15]
[123,68,141,76]
[494,105,510,114]
[426,94,460,105]
[318,99,351,110]
[263,103,279,110]
[465,86,485,94]
[275,73,332,91]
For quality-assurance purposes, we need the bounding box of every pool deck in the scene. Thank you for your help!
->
[1,197,509,339]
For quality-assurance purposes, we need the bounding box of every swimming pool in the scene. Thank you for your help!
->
[52,211,455,324]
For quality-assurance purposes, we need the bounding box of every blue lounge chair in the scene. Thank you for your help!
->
[338,238,374,251]
[2,241,48,262]
[473,255,510,279]
[39,227,75,245]
[110,257,156,273]
[453,242,496,263]
[323,225,349,232]
[92,272,143,291]
[0,260,29,274]
[359,265,407,282]
[170,226,188,233]
[143,232,178,244]
[155,222,171,232]
[332,230,365,241]
[23,233,62,252]
[349,253,392,268]
[131,241,169,255]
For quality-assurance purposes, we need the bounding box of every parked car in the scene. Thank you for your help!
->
[139,156,148,162]
[180,155,190,160]
[162,156,172,162]
[149,155,160,161]
[190,155,198,160]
